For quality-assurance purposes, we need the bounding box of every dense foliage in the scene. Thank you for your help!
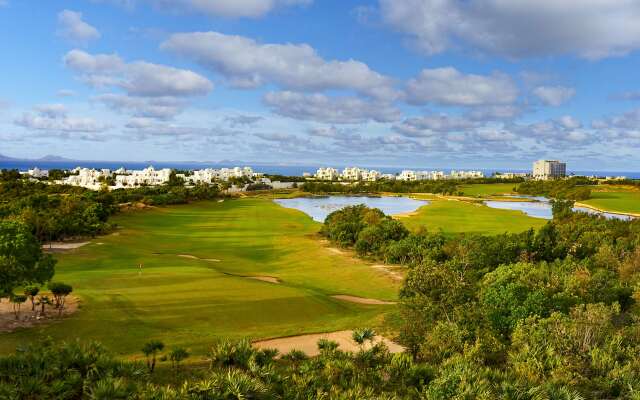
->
[0,170,221,242]
[323,204,640,398]
[302,180,459,195]
[516,177,594,200]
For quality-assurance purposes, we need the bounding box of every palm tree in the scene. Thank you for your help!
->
[141,340,165,373]
[11,294,27,320]
[169,347,189,374]
[352,328,376,351]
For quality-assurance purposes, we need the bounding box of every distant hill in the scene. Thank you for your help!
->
[37,155,74,162]
[0,153,18,161]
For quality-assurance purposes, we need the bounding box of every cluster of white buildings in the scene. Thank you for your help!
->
[46,166,260,190]
[314,167,484,181]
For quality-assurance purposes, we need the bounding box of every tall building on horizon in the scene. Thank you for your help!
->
[533,160,567,180]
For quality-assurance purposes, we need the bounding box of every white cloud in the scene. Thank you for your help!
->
[263,91,401,124]
[64,49,213,98]
[162,31,398,99]
[95,93,186,119]
[15,104,110,133]
[379,0,640,59]
[533,86,576,106]
[406,67,518,106]
[57,89,76,97]
[57,10,101,45]
[394,114,479,137]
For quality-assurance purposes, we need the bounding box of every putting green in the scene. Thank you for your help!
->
[581,189,640,215]
[0,199,399,357]
[400,199,546,235]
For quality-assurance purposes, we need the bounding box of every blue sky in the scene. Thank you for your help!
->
[1,0,640,170]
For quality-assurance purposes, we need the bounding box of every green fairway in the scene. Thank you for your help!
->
[0,199,399,357]
[458,183,518,197]
[581,189,640,215]
[400,199,546,235]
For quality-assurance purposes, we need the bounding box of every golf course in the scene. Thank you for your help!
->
[0,198,400,357]
[580,186,640,215]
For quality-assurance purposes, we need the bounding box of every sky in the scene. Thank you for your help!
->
[1,0,640,171]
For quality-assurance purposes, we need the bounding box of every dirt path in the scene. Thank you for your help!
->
[332,295,396,305]
[253,330,404,356]
[177,254,221,262]
[247,276,281,284]
[0,296,79,333]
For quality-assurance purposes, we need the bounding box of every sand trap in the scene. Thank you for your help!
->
[332,295,396,305]
[247,276,281,284]
[42,242,90,251]
[371,265,405,282]
[0,296,79,333]
[254,330,404,356]
[327,247,346,255]
[177,254,221,262]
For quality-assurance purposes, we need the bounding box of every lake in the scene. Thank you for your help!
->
[274,196,429,222]
[485,196,635,221]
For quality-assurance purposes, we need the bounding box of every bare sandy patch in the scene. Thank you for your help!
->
[177,254,222,262]
[247,276,281,284]
[42,242,90,252]
[370,265,405,282]
[0,296,79,333]
[254,330,404,356]
[332,295,396,305]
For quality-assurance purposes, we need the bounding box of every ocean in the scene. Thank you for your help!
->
[1,160,639,179]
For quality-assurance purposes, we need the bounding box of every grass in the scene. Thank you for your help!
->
[581,188,640,215]
[458,183,518,197]
[0,199,399,358]
[400,199,546,235]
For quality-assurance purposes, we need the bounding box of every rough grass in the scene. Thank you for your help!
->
[0,199,399,358]
[400,199,546,235]
[458,183,519,197]
[582,189,640,214]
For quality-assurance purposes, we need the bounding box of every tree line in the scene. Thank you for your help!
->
[322,202,640,398]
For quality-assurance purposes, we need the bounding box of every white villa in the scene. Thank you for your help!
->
[315,167,484,182]
[315,167,340,181]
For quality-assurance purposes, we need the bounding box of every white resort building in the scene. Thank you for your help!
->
[533,160,567,180]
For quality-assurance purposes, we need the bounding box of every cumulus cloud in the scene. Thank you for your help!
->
[64,49,213,97]
[379,0,640,59]
[533,86,576,106]
[57,10,101,45]
[95,93,186,119]
[15,104,110,134]
[592,108,640,142]
[519,116,593,146]
[393,114,479,137]
[406,67,518,106]
[263,91,401,124]
[161,31,398,99]
[224,115,264,127]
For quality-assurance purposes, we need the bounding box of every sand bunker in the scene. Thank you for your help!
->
[254,330,404,356]
[332,295,396,305]
[0,296,79,333]
[247,276,281,284]
[370,265,405,282]
[177,254,221,262]
[42,242,90,252]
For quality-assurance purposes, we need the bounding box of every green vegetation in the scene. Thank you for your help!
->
[517,177,594,200]
[458,182,517,197]
[0,199,398,357]
[582,188,640,214]
[302,180,459,194]
[321,202,640,398]
[401,199,546,235]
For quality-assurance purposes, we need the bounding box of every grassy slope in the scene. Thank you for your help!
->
[0,199,398,357]
[401,199,546,235]
[582,189,640,214]
[458,183,518,197]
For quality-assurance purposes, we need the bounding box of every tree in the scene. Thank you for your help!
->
[49,282,73,316]
[24,285,39,311]
[11,294,27,320]
[0,220,56,296]
[142,340,165,373]
[36,295,52,316]
[169,347,189,373]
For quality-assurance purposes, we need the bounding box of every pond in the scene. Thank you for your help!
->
[484,196,635,221]
[274,196,429,222]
